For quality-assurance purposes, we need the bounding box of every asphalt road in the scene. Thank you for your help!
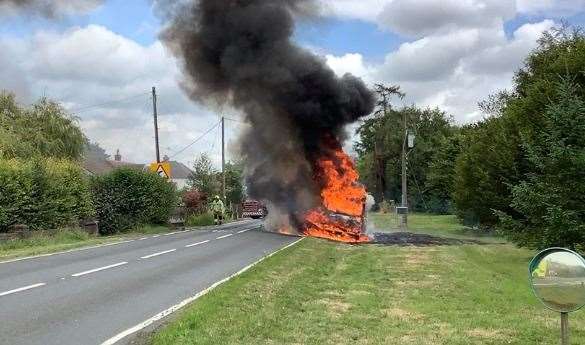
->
[0,220,298,345]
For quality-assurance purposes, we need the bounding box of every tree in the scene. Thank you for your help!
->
[453,24,585,229]
[225,161,244,206]
[0,92,86,161]
[188,153,221,199]
[355,103,455,211]
[497,80,585,249]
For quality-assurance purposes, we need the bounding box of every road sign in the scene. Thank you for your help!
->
[150,162,172,179]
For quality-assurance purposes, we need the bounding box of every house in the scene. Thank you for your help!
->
[161,155,193,190]
[82,149,145,176]
[83,150,194,190]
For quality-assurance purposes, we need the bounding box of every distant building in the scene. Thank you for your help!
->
[83,150,194,190]
[162,155,193,190]
[82,149,145,176]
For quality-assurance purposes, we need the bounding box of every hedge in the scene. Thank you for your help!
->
[91,168,177,235]
[0,158,94,232]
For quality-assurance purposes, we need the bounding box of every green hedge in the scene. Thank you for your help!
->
[0,158,94,231]
[91,168,177,235]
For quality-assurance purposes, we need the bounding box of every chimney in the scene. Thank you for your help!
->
[163,155,170,162]
[114,149,122,162]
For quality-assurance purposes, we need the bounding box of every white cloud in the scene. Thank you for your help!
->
[0,25,228,168]
[377,0,516,37]
[324,19,557,123]
[325,53,372,81]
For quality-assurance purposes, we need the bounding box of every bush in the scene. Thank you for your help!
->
[0,158,94,232]
[182,189,207,215]
[185,213,214,227]
[91,168,177,235]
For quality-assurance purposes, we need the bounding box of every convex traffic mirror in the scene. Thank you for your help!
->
[529,248,585,313]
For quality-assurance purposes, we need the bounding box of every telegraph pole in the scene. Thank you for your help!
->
[400,111,408,229]
[152,87,161,163]
[221,116,226,201]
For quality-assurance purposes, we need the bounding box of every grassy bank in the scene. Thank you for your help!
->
[149,214,585,345]
[0,225,171,261]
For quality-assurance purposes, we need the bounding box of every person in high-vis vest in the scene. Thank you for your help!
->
[210,195,225,225]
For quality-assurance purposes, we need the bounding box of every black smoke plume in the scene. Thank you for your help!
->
[160,0,375,230]
[0,0,103,17]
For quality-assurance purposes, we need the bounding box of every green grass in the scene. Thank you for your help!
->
[369,212,500,242]
[185,213,215,227]
[0,225,172,261]
[148,214,585,345]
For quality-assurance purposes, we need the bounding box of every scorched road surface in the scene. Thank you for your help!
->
[0,220,298,345]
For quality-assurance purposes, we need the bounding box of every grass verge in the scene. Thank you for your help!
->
[0,225,171,261]
[148,214,584,345]
[369,213,500,242]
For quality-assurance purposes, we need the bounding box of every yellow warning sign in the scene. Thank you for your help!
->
[150,162,172,179]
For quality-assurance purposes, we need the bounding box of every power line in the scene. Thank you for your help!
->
[68,92,150,113]
[168,120,222,159]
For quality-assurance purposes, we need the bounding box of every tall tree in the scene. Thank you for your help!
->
[498,79,585,249]
[0,92,86,160]
[188,153,221,199]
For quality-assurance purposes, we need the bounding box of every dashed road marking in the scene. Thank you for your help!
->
[71,262,128,277]
[185,240,210,248]
[216,234,233,240]
[151,235,161,239]
[237,229,251,234]
[99,238,304,345]
[0,283,46,297]
[140,249,177,260]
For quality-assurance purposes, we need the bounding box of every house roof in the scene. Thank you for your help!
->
[82,156,145,176]
[167,161,192,179]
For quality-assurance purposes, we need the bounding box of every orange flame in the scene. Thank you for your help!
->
[303,136,370,243]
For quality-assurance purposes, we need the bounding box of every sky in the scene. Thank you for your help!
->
[1,0,584,168]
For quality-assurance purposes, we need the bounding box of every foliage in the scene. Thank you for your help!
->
[182,189,207,215]
[0,158,94,231]
[188,153,221,199]
[452,116,522,226]
[91,168,177,235]
[185,213,214,227]
[497,80,585,249]
[453,24,585,233]
[188,154,244,207]
[355,102,455,212]
[0,92,86,161]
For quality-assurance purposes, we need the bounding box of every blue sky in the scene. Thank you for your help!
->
[1,0,584,165]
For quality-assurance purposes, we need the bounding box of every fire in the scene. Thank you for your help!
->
[303,136,370,243]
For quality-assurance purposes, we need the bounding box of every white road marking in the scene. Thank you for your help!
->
[163,231,180,236]
[71,262,128,277]
[100,237,304,345]
[0,240,136,265]
[138,237,149,241]
[237,229,251,234]
[151,235,161,239]
[185,240,210,248]
[216,234,233,240]
[140,249,177,259]
[0,283,46,297]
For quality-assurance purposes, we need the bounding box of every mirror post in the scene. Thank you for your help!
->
[561,312,569,345]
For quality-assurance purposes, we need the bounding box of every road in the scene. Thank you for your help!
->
[0,220,299,345]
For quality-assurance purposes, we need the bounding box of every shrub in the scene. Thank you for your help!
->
[185,213,214,227]
[91,168,177,235]
[182,189,207,215]
[0,158,94,231]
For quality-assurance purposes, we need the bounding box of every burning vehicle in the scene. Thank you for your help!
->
[161,0,375,243]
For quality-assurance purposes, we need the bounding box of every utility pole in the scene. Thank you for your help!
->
[221,116,226,201]
[400,111,408,229]
[152,87,161,163]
